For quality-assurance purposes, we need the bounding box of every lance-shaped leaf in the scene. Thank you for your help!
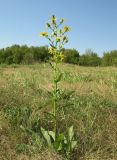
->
[48,131,55,141]
[71,141,77,150]
[54,73,63,83]
[67,126,74,141]
[41,127,52,147]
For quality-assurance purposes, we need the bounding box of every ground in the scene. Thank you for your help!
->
[0,63,117,160]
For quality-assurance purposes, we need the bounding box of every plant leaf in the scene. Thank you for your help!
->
[48,131,55,141]
[55,73,63,83]
[67,126,74,141]
[41,127,52,147]
[49,62,55,69]
[71,141,77,150]
[54,141,62,151]
[54,134,64,151]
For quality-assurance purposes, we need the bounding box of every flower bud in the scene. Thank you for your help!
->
[63,36,68,43]
[46,22,51,28]
[58,29,62,35]
[60,18,65,24]
[56,37,61,42]
[64,26,70,32]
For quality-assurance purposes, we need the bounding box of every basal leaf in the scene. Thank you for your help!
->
[41,127,52,147]
[67,126,74,141]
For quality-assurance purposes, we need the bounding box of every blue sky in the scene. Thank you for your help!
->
[0,0,117,56]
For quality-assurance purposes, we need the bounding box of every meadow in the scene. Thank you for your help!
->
[0,63,117,160]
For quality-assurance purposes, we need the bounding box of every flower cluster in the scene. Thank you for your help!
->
[40,15,70,62]
[48,47,64,62]
[48,47,56,55]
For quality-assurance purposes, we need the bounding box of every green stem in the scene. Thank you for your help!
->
[54,86,57,138]
[54,59,58,138]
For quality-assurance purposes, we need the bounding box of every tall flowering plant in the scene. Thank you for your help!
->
[40,15,76,156]
[40,15,70,135]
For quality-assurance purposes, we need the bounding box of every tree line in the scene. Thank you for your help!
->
[0,45,117,66]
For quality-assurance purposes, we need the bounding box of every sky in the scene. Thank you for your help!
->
[0,0,117,56]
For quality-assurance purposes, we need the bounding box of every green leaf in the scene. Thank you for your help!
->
[67,126,74,141]
[48,131,55,141]
[20,125,33,135]
[59,134,65,141]
[54,141,62,151]
[54,73,63,83]
[20,125,26,131]
[41,127,52,147]
[49,62,55,69]
[54,134,64,151]
[71,141,77,150]
[50,44,56,48]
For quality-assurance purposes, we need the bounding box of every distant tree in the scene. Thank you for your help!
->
[63,49,80,64]
[31,46,49,62]
[20,45,33,64]
[3,45,117,67]
[4,47,14,64]
[102,52,111,66]
[0,49,5,63]
[10,45,23,64]
[102,50,117,66]
[79,49,101,66]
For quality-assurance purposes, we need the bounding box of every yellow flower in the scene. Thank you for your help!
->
[40,32,48,37]
[48,47,53,54]
[49,47,56,55]
[64,26,70,32]
[59,52,64,61]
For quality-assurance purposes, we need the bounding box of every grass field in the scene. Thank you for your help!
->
[0,63,117,160]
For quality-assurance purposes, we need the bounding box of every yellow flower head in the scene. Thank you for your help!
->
[59,52,64,61]
[49,47,56,55]
[64,26,70,32]
[40,32,48,37]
